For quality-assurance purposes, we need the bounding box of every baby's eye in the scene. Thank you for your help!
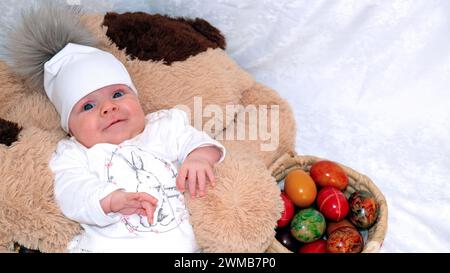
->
[113,90,124,99]
[83,103,94,111]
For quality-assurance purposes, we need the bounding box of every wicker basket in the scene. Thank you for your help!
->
[265,153,388,253]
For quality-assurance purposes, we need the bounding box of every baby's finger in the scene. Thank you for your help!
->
[142,201,155,225]
[125,193,143,207]
[138,192,158,206]
[136,208,146,216]
[127,192,142,201]
[197,171,206,197]
[188,169,197,198]
[176,167,188,193]
[205,167,216,187]
[127,200,142,209]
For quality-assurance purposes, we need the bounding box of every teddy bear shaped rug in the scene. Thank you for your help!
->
[0,1,296,252]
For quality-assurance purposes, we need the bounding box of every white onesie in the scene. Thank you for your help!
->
[50,108,225,252]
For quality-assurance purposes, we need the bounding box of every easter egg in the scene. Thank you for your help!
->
[348,190,379,229]
[277,192,295,228]
[326,219,356,236]
[310,160,348,190]
[316,186,349,222]
[290,208,326,243]
[284,170,317,208]
[299,239,327,253]
[327,227,363,253]
[275,227,301,252]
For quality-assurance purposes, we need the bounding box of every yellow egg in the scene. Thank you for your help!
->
[284,169,317,208]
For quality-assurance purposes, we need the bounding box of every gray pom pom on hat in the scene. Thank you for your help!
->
[2,0,98,92]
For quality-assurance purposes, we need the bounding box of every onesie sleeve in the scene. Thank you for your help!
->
[165,108,226,164]
[49,139,122,227]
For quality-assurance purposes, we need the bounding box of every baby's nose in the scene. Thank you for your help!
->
[102,103,118,115]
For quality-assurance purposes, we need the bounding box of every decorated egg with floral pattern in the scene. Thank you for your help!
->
[326,219,357,237]
[348,190,379,229]
[326,227,363,253]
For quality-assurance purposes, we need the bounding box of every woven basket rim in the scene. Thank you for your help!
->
[266,152,388,253]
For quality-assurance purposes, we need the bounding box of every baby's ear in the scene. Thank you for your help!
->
[0,118,22,146]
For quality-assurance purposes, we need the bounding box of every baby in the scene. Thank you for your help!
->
[46,43,225,252]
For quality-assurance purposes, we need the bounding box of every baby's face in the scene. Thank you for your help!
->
[68,84,145,148]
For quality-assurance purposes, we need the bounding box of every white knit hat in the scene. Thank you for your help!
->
[44,43,137,132]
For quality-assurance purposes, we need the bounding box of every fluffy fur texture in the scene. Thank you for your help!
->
[185,141,283,252]
[103,12,225,64]
[0,126,80,252]
[0,61,61,132]
[0,60,79,253]
[0,7,296,252]
[2,1,97,92]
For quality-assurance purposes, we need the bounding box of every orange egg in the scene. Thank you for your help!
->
[284,170,317,208]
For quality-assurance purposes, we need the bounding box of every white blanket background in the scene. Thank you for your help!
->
[1,0,449,253]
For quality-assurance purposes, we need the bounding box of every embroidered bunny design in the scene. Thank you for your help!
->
[113,149,182,232]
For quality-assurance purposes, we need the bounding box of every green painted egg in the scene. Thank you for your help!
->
[290,208,326,243]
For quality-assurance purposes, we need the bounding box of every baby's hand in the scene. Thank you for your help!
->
[176,146,221,198]
[176,157,215,198]
[100,190,158,224]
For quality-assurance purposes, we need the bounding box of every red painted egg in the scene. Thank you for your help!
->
[326,227,364,253]
[316,187,349,222]
[277,192,295,228]
[284,170,317,208]
[310,160,348,190]
[299,239,327,253]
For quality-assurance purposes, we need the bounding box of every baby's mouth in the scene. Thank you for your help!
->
[104,119,124,130]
